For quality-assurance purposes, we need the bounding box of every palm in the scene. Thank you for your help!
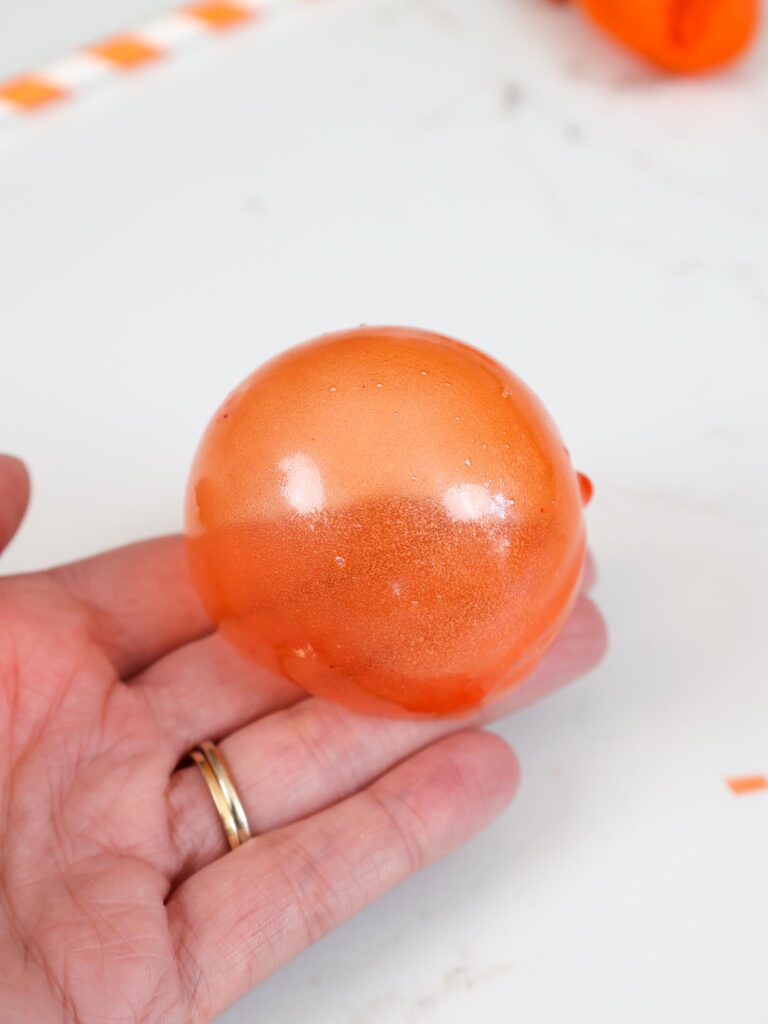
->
[1,572,188,1020]
[0,455,605,1023]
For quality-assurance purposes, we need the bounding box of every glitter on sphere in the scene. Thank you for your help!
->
[185,326,588,717]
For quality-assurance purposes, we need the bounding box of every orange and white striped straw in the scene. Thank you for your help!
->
[0,0,310,124]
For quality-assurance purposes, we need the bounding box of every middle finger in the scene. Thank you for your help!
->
[133,551,599,756]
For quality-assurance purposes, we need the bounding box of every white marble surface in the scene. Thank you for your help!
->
[1,0,767,1020]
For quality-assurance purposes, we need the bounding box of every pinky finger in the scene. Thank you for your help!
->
[168,730,519,1021]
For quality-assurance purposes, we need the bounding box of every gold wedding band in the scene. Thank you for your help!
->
[190,740,252,850]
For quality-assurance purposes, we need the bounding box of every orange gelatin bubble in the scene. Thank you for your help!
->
[577,0,759,73]
[185,327,588,717]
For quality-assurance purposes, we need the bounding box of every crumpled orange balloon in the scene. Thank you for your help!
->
[185,327,590,717]
[576,0,759,72]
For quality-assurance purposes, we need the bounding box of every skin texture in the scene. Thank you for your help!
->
[187,327,587,716]
[0,453,606,1022]
[577,0,759,72]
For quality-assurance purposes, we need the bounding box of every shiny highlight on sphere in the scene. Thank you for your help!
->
[185,326,588,717]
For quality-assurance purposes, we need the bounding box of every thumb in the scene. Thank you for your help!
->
[0,455,31,555]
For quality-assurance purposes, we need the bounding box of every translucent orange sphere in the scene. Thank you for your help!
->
[185,326,588,717]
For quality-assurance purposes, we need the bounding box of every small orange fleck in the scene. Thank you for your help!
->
[0,76,65,110]
[186,1,255,28]
[726,775,768,795]
[91,36,161,69]
[577,472,594,507]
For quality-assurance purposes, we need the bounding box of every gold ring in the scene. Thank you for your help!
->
[190,740,251,850]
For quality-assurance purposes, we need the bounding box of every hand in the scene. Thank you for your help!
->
[0,453,606,1023]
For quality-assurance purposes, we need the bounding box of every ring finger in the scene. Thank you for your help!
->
[167,592,606,882]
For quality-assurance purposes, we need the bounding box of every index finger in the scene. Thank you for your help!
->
[51,535,212,677]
